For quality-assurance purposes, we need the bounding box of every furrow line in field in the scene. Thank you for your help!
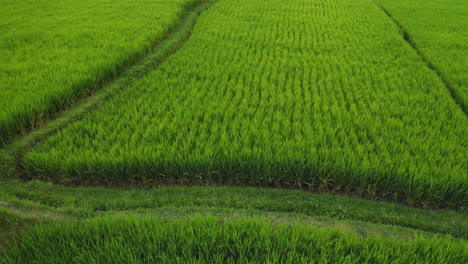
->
[373,0,467,116]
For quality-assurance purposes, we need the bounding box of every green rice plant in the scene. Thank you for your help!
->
[23,0,468,208]
[3,215,467,263]
[0,0,201,143]
[377,0,468,112]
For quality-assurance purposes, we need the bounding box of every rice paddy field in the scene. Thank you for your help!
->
[0,0,200,143]
[0,0,467,262]
[378,0,468,113]
[22,0,468,208]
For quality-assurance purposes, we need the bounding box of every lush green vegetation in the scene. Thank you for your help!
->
[1,177,467,261]
[1,0,467,261]
[22,0,467,208]
[0,209,39,253]
[1,179,466,238]
[378,0,468,112]
[0,0,201,143]
[3,215,467,263]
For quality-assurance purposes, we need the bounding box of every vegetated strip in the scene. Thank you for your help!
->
[2,178,467,239]
[3,215,467,263]
[3,179,468,238]
[0,203,458,240]
[2,203,460,254]
[3,0,218,158]
[373,0,467,116]
[2,183,468,254]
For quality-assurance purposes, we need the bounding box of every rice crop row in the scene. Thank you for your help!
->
[23,0,468,208]
[3,215,467,263]
[377,0,468,112]
[0,0,200,143]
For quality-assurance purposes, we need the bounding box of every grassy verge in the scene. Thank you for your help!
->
[1,159,466,257]
[2,0,217,153]
[1,179,466,239]
[2,215,467,263]
[0,209,40,254]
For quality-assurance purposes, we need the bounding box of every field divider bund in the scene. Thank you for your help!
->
[373,0,467,116]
